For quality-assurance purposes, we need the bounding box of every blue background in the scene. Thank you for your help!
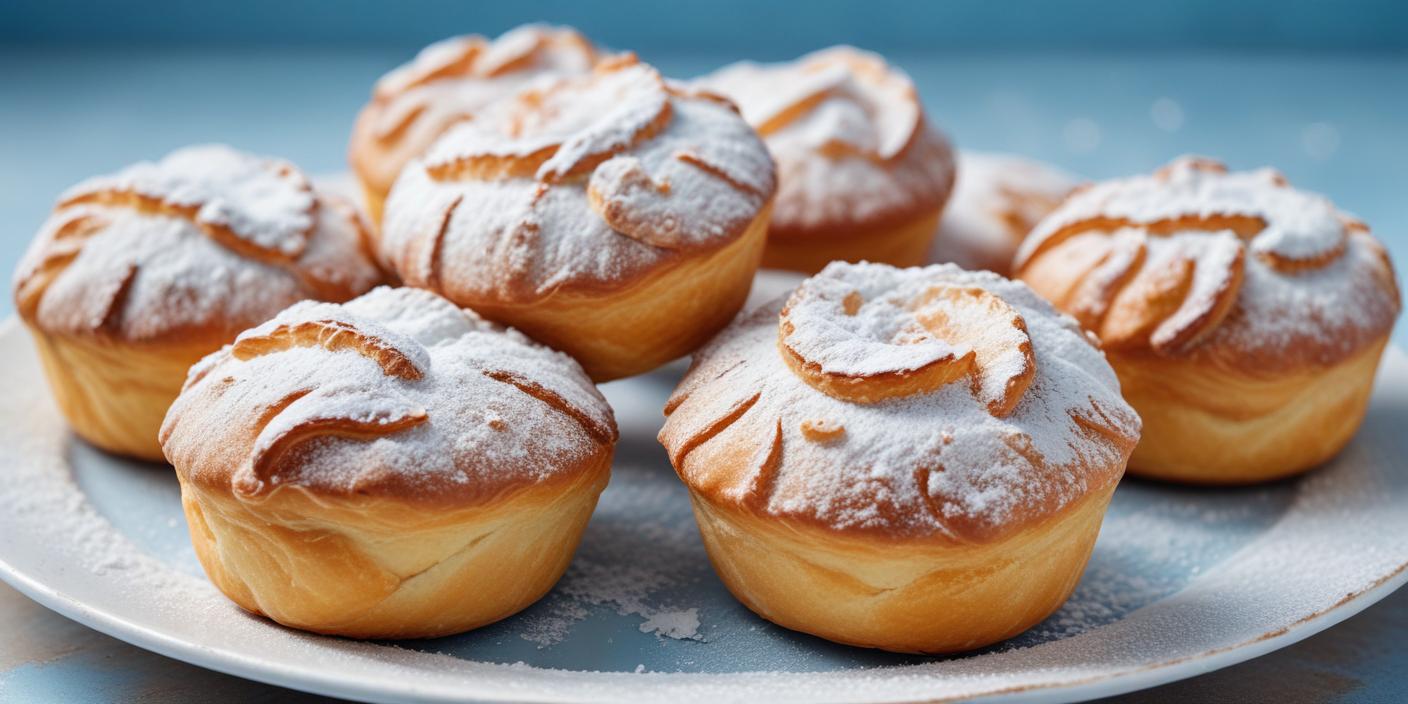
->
[3,0,1407,52]
[1,4,1407,700]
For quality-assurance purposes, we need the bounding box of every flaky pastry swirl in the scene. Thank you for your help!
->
[161,286,616,505]
[697,46,955,239]
[380,55,776,303]
[660,262,1139,543]
[1014,156,1400,371]
[13,145,383,348]
[349,24,599,201]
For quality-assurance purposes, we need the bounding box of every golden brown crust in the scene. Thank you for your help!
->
[348,25,599,215]
[660,262,1139,545]
[927,151,1079,276]
[465,204,771,381]
[179,449,609,638]
[161,287,617,507]
[1015,156,1400,375]
[24,326,210,460]
[166,287,616,639]
[696,46,957,265]
[1016,157,1400,483]
[13,146,384,350]
[12,145,384,460]
[1113,336,1389,483]
[689,482,1114,653]
[380,56,777,379]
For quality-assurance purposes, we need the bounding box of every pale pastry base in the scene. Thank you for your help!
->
[1114,337,1390,484]
[761,210,941,275]
[27,326,208,461]
[178,454,610,639]
[687,484,1116,654]
[473,205,772,382]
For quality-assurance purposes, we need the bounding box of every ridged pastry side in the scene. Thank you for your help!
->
[660,262,1139,652]
[161,287,617,637]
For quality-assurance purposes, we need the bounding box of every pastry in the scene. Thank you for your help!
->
[380,55,777,381]
[160,286,617,638]
[697,46,956,273]
[12,144,383,461]
[1015,156,1401,483]
[928,151,1078,275]
[659,261,1140,653]
[348,24,599,224]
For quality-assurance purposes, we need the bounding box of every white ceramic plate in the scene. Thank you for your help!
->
[1,314,1406,704]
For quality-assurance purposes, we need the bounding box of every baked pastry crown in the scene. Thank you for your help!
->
[350,25,599,193]
[369,24,596,142]
[1014,156,1400,368]
[931,152,1078,273]
[660,262,1140,543]
[696,46,955,238]
[161,286,616,504]
[381,55,777,302]
[13,145,382,346]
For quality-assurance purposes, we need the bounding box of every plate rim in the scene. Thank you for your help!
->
[1,314,1405,704]
[4,505,1404,704]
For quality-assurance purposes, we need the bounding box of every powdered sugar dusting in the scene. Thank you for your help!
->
[780,269,969,378]
[663,262,1140,540]
[1020,156,1345,266]
[161,287,614,501]
[14,145,382,345]
[1,320,1407,695]
[697,46,954,236]
[1016,157,1400,367]
[352,25,599,195]
[381,58,775,303]
[61,144,315,258]
[513,468,708,648]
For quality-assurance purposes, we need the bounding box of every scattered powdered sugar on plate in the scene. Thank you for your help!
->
[2,317,1407,700]
[515,465,708,647]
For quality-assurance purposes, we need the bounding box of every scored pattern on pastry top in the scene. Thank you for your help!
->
[166,287,616,499]
[379,55,776,303]
[13,145,383,343]
[1014,156,1369,355]
[693,46,954,240]
[59,145,317,262]
[778,274,1036,416]
[231,318,428,381]
[368,25,598,143]
[701,46,921,162]
[660,263,1140,540]
[424,55,674,184]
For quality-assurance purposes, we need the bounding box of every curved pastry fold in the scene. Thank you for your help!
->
[1016,156,1399,369]
[661,262,1140,542]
